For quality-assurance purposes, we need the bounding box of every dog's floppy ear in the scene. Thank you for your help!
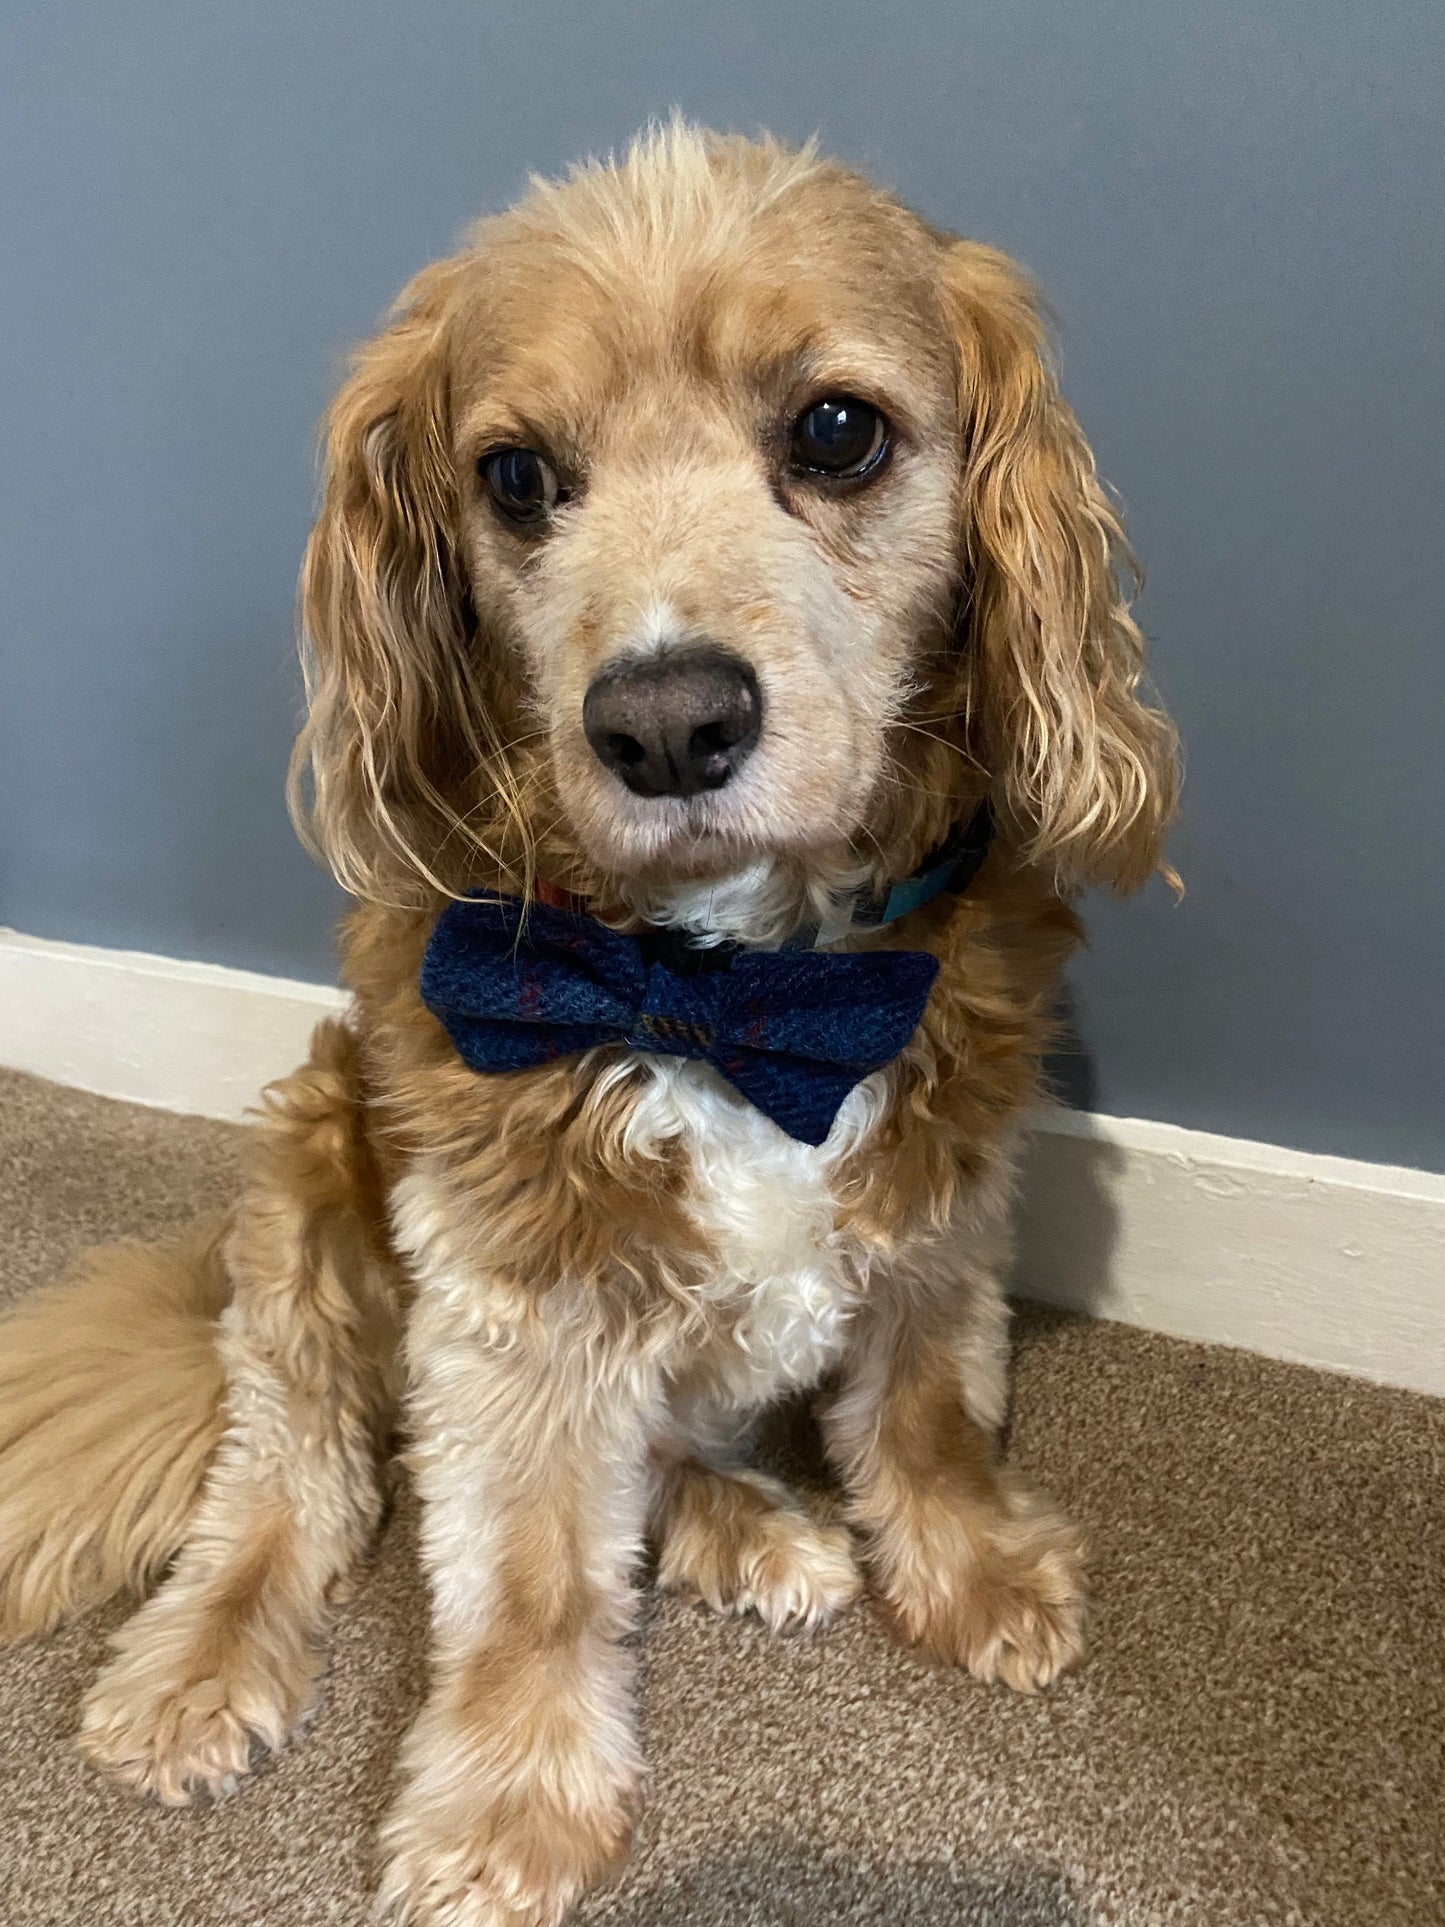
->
[943,242,1179,892]
[290,255,500,901]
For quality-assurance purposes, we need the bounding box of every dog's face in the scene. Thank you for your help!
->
[295,127,1176,914]
[447,154,961,888]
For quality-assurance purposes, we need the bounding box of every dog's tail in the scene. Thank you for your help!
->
[0,1220,232,1642]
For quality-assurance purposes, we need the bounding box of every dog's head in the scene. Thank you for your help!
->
[293,124,1176,930]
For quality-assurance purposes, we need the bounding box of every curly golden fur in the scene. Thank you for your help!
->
[0,122,1176,1925]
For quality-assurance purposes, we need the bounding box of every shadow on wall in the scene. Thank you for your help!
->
[1041,983,1099,1116]
[588,1843,1088,1926]
[1013,986,1126,1322]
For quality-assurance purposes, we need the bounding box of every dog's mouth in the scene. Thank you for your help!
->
[568,777,780,884]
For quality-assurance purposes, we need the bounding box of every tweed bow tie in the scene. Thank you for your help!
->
[420,895,941,1146]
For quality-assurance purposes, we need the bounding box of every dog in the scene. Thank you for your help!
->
[0,122,1178,1926]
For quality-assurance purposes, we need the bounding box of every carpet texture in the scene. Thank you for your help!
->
[1,1065,1441,1927]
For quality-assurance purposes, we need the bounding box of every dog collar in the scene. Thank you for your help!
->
[532,800,995,972]
[850,798,996,929]
[422,802,996,1141]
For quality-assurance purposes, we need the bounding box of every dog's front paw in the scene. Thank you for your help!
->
[79,1586,319,1804]
[879,1489,1087,1692]
[657,1465,861,1632]
[377,1778,636,1927]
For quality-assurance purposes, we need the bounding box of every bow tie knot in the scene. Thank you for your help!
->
[420,894,941,1146]
[635,1010,715,1052]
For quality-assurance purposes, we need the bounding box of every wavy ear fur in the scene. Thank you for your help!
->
[290,256,518,903]
[944,242,1179,892]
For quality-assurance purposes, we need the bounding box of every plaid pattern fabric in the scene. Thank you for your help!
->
[420,894,940,1147]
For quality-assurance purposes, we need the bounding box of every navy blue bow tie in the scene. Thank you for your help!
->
[420,895,942,1146]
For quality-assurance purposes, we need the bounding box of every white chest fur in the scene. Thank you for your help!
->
[619,1056,886,1407]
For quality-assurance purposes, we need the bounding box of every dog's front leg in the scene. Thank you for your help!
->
[80,1032,399,1802]
[378,1227,662,1927]
[823,1250,1087,1693]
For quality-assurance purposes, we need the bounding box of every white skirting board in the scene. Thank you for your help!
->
[0,928,348,1123]
[1012,1113,1442,1396]
[3,926,1442,1397]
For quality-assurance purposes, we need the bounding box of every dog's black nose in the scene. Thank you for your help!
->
[582,648,761,799]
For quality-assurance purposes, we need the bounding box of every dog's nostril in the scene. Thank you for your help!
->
[606,732,647,768]
[582,647,762,800]
[690,718,745,757]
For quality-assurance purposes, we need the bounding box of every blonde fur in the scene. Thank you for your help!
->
[0,1226,229,1641]
[0,122,1178,1925]
[943,241,1178,891]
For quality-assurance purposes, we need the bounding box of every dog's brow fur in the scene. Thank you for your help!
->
[0,118,1177,1927]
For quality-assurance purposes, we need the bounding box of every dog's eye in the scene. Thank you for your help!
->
[480,446,560,526]
[789,397,888,481]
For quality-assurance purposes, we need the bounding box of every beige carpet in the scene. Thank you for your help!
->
[1,1066,1441,1927]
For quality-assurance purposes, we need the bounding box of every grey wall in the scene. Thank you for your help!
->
[3,1,1441,1170]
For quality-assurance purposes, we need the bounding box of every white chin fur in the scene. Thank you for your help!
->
[623,851,872,949]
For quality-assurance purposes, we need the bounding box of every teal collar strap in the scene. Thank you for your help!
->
[857,798,996,928]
